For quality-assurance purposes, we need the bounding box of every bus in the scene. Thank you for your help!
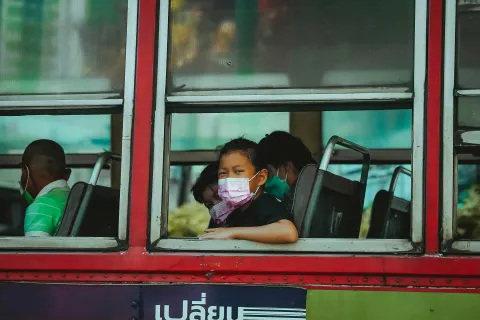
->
[0,0,479,319]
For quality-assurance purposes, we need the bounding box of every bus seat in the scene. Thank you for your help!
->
[291,164,317,231]
[56,182,87,236]
[56,182,119,237]
[0,187,27,236]
[73,184,119,237]
[299,136,370,238]
[368,190,390,238]
[368,167,411,239]
[56,152,121,237]
[302,170,365,238]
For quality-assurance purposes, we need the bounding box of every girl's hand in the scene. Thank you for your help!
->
[200,228,236,240]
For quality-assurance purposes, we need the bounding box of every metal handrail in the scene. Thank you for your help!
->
[319,135,371,186]
[88,152,121,185]
[71,152,121,237]
[388,166,412,194]
[301,136,371,238]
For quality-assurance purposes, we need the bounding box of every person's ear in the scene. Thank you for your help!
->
[257,168,268,186]
[63,168,72,181]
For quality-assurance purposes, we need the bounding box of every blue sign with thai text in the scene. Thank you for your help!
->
[0,283,306,320]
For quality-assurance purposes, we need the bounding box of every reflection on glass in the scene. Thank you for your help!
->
[322,109,412,149]
[0,115,111,154]
[168,0,414,91]
[457,164,480,240]
[171,112,289,150]
[457,3,480,89]
[0,0,128,94]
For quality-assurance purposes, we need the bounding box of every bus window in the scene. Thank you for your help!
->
[168,0,414,92]
[451,97,480,241]
[162,109,415,248]
[457,2,480,89]
[152,0,424,253]
[0,0,135,250]
[0,0,127,95]
[443,2,480,251]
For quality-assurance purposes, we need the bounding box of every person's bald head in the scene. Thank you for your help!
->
[21,140,71,197]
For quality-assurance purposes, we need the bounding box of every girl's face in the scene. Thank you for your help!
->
[267,162,298,187]
[218,151,267,193]
[202,183,222,210]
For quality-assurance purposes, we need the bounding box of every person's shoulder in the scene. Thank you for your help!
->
[257,193,282,204]
[28,188,69,214]
[253,193,287,212]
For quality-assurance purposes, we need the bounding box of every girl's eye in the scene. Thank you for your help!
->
[235,170,243,174]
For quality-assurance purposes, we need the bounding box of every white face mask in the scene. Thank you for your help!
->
[209,200,235,225]
[217,172,260,204]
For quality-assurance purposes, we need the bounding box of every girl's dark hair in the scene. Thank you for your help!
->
[218,137,267,172]
[257,131,316,172]
[191,162,219,203]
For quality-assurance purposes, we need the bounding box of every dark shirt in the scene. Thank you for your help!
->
[226,192,291,228]
[283,183,296,215]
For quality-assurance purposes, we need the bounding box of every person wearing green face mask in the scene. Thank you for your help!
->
[264,167,291,200]
[258,131,316,214]
[20,140,71,237]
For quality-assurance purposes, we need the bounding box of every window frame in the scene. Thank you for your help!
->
[150,0,428,253]
[442,0,480,252]
[0,0,138,250]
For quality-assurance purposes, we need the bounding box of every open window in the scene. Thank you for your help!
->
[151,0,426,253]
[442,0,480,252]
[0,0,137,250]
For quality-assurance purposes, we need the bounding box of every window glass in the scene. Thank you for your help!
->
[457,2,480,89]
[456,97,480,130]
[0,115,111,154]
[168,0,414,92]
[0,0,128,94]
[171,112,289,150]
[322,109,412,149]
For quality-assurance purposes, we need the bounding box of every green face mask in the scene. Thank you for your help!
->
[23,190,35,205]
[265,171,290,200]
[19,165,35,205]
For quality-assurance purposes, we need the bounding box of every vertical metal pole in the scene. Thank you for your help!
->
[411,0,428,245]
[442,0,456,248]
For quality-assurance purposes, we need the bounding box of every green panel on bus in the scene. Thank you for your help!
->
[307,290,480,320]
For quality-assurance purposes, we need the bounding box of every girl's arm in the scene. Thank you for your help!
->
[202,219,298,244]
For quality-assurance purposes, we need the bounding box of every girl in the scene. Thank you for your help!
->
[257,131,316,212]
[201,138,298,244]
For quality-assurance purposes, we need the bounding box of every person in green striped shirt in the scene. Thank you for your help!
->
[20,140,71,237]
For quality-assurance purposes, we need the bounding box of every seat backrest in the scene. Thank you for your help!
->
[291,164,317,231]
[368,190,411,239]
[56,182,88,236]
[56,182,119,237]
[0,187,27,236]
[72,184,119,237]
[368,190,390,239]
[299,169,365,238]
[384,196,410,239]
